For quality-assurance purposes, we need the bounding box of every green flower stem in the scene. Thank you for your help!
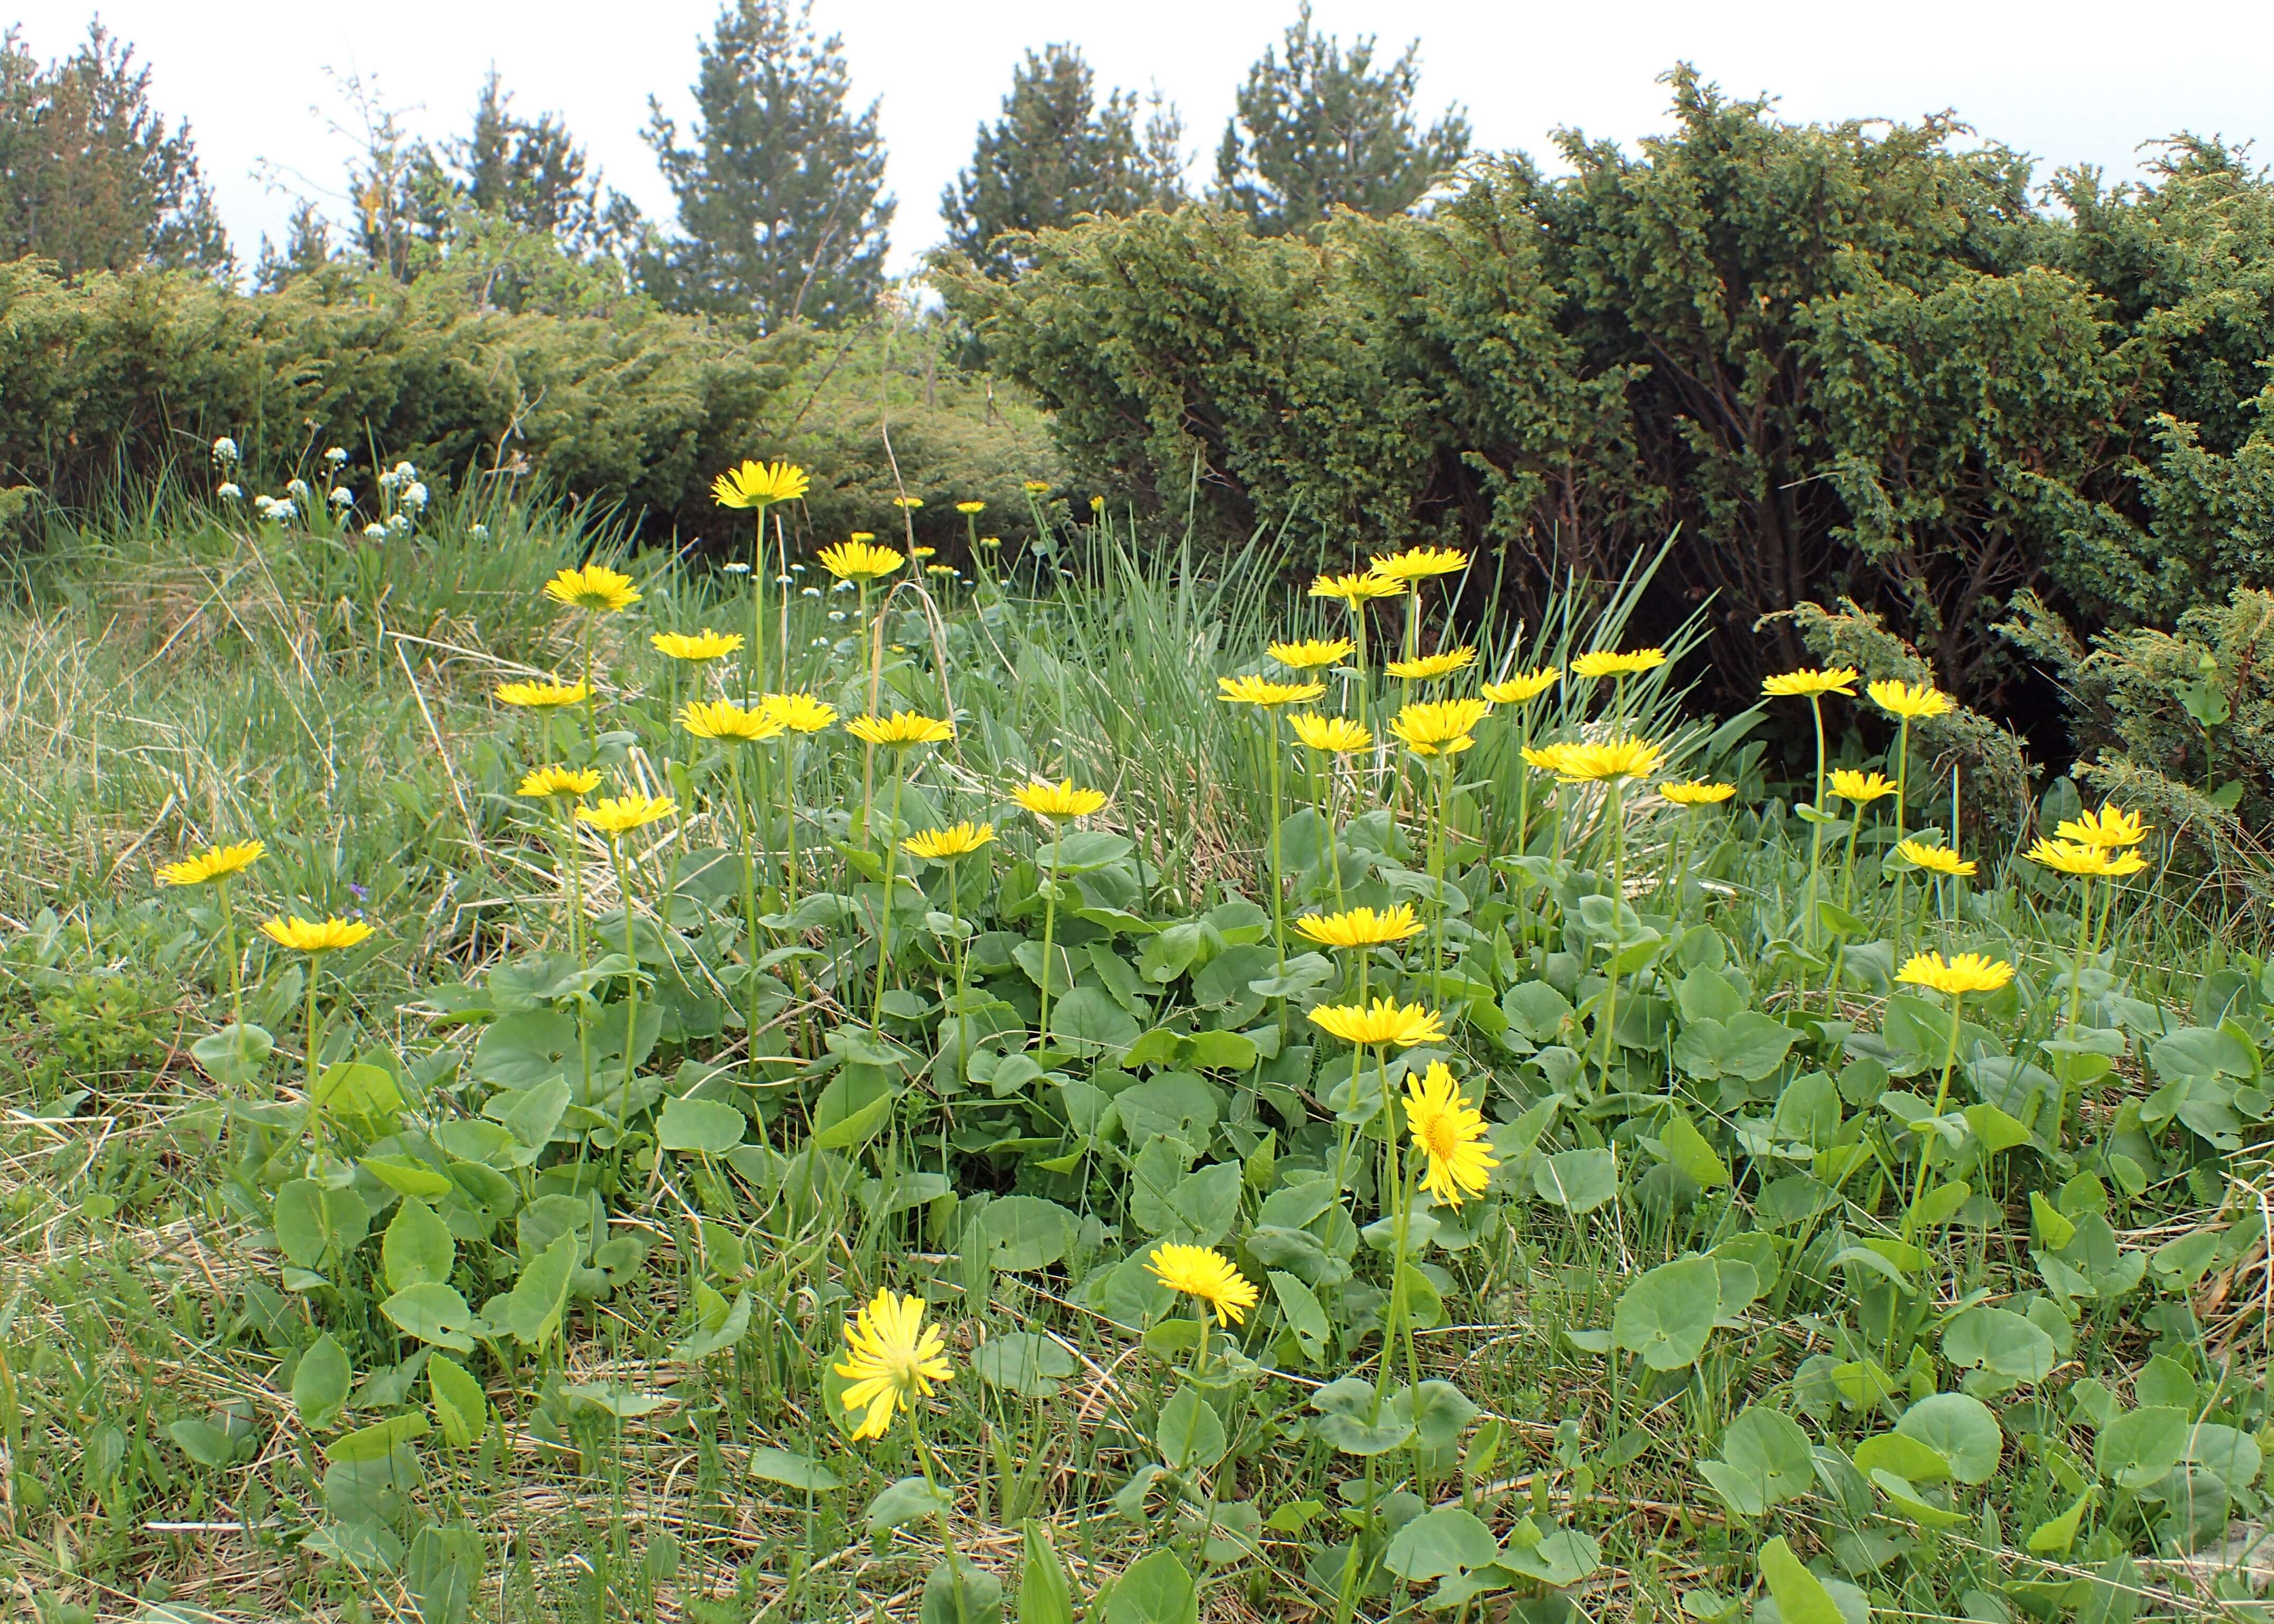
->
[1802,694,1828,952]
[858,581,876,831]
[1824,796,1867,1001]
[558,802,594,1100]
[217,873,242,1030]
[1428,751,1454,1006]
[303,951,327,1159]
[2066,873,2096,1031]
[1331,953,1371,1194]
[1905,988,1968,1245]
[607,834,640,1094]
[728,749,765,1079]
[871,760,907,1026]
[779,737,802,909]
[1311,749,1344,909]
[747,503,769,705]
[1266,710,1286,986]
[1036,820,1064,1051]
[1890,716,1914,957]
[948,854,972,1179]
[1596,777,1627,1078]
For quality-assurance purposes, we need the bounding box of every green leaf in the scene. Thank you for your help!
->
[1533,1147,1618,1213]
[1051,986,1142,1055]
[383,1197,456,1294]
[1410,1380,1479,1450]
[498,1229,580,1348]
[405,1523,484,1624]
[427,1354,488,1447]
[1310,1375,1416,1456]
[1659,1106,1731,1188]
[670,1286,753,1361]
[1098,1549,1197,1624]
[166,1417,245,1468]
[1156,1385,1228,1472]
[748,1446,841,1491]
[1698,1406,1813,1518]
[657,1095,746,1154]
[2095,1404,2190,1489]
[1852,1432,1953,1485]
[921,1554,1004,1624]
[2027,1487,2096,1555]
[360,1154,454,1199]
[1612,1254,1721,1370]
[1016,1521,1076,1624]
[867,1475,953,1533]
[807,1085,895,1151]
[1384,1506,1500,1581]
[312,1060,403,1124]
[382,1282,477,1352]
[328,1411,430,1464]
[191,1022,272,1089]
[273,1178,367,1268]
[1756,1536,1845,1624]
[973,1332,1077,1399]
[292,1333,351,1429]
[1943,1306,2056,1383]
[1268,1269,1331,1363]
[1894,1392,2001,1485]
[977,1196,1078,1271]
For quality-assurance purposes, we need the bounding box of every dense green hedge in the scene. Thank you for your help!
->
[937,72,2274,723]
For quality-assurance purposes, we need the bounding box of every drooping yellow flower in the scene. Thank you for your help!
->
[1658,781,1736,807]
[1895,837,1974,877]
[1896,951,2015,997]
[1761,667,1860,699]
[495,678,593,709]
[1829,769,1898,804]
[2058,804,2150,850]
[1482,667,1560,706]
[1288,712,1373,753]
[1368,545,1468,583]
[1404,1062,1497,1207]
[260,915,374,953]
[1307,997,1448,1049]
[903,823,997,861]
[1294,904,1423,949]
[1218,673,1328,708]
[681,699,783,743]
[1310,571,1406,605]
[1868,679,1952,721]
[650,628,744,663]
[1268,637,1355,671]
[1384,646,1476,681]
[577,795,677,836]
[846,711,955,748]
[891,496,925,511]
[1145,1243,1260,1327]
[955,500,986,515]
[1521,742,1578,774]
[2026,838,2115,877]
[517,766,602,800]
[816,539,905,582]
[1391,697,1493,756]
[833,1288,953,1441]
[762,691,838,734]
[542,563,641,614]
[1553,737,1666,783]
[711,460,809,509]
[157,841,266,887]
[1013,779,1107,820]
[1569,648,1666,680]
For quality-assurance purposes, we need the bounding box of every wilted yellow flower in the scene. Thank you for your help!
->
[682,699,783,743]
[1268,637,1355,671]
[1659,781,1736,807]
[577,795,676,836]
[1895,837,1973,877]
[1307,997,1447,1049]
[1868,679,1952,720]
[1829,769,1898,804]
[1013,779,1107,820]
[711,460,809,509]
[762,691,838,734]
[1288,712,1373,753]
[846,711,954,748]
[1761,667,1860,699]
[1218,674,1328,708]
[833,1288,953,1441]
[495,678,592,709]
[1391,698,1493,756]
[1405,1062,1497,1206]
[1482,667,1560,706]
[816,540,905,582]
[2058,804,2149,850]
[1554,737,1666,782]
[260,915,374,953]
[903,823,996,861]
[1384,646,1476,681]
[1368,545,1468,583]
[157,841,265,887]
[1294,904,1422,949]
[1146,1243,1260,1327]
[517,766,602,800]
[1310,571,1405,605]
[542,563,641,613]
[650,628,744,663]
[955,501,986,515]
[1569,648,1666,680]
[1897,951,2014,997]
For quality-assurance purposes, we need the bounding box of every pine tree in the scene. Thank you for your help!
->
[436,69,642,260]
[942,45,1186,277]
[640,0,893,327]
[0,22,230,275]
[1212,3,1469,237]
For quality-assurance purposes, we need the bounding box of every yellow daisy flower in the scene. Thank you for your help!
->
[1022,480,1051,494]
[1307,997,1447,1049]
[1761,666,1860,699]
[681,699,783,743]
[1658,780,1736,807]
[1293,904,1423,949]
[1145,1243,1260,1327]
[650,628,744,662]
[833,1288,953,1441]
[1482,667,1560,706]
[260,915,374,953]
[1553,737,1666,782]
[846,711,955,748]
[495,679,592,709]
[1521,742,1578,774]
[903,823,997,861]
[1310,571,1406,605]
[1391,698,1493,756]
[761,691,838,734]
[1268,637,1355,671]
[156,841,265,887]
[1287,712,1373,753]
[955,501,986,515]
[711,460,810,509]
[1404,1062,1497,1206]
[1218,674,1328,708]
[891,496,925,511]
[816,540,905,582]
[1894,837,1973,877]
[1896,951,2014,997]
[542,563,641,614]
[577,795,677,836]
[910,545,937,560]
[1384,646,1477,681]
[2058,804,2150,850]
[1867,679,1952,720]
[1012,779,1107,820]
[516,766,602,800]
[1569,648,1666,679]
[1368,545,1468,583]
[2026,838,2114,877]
[1828,769,1898,804]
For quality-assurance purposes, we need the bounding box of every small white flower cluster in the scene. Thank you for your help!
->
[801,585,822,598]
[253,494,297,522]
[323,447,348,469]
[723,561,752,575]
[377,461,418,493]
[210,437,239,468]
[365,523,389,540]
[469,523,490,541]
[216,482,242,501]
[285,478,311,500]
[831,579,854,594]
[328,486,353,508]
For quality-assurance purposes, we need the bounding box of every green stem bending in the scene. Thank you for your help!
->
[1036,823,1064,1051]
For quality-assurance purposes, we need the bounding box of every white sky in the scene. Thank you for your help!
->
[22,0,2274,275]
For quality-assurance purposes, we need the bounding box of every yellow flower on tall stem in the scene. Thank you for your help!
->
[1389,700,1493,1005]
[1869,678,1953,955]
[1310,570,1404,721]
[1551,737,1665,1073]
[1761,666,1859,961]
[261,914,376,1143]
[649,629,744,664]
[845,716,954,1024]
[1484,666,1561,855]
[1293,904,1422,950]
[1012,780,1106,1050]
[2027,837,2149,1027]
[834,1287,954,1440]
[1288,712,1371,905]
[1220,674,1328,987]
[683,702,786,1076]
[1148,1242,1259,1373]
[2058,804,2150,851]
[518,767,601,1094]
[495,679,591,709]
[1383,646,1475,682]
[1270,637,1354,672]
[577,794,675,1092]
[761,690,837,906]
[1895,951,2014,1241]
[543,563,639,761]
[1655,781,1734,909]
[1368,545,1467,673]
[903,824,996,1134]
[159,841,265,1028]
